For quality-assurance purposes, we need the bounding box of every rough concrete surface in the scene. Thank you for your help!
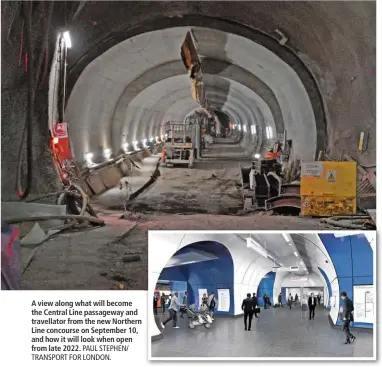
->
[22,215,142,290]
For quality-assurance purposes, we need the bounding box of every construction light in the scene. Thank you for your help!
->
[63,31,72,48]
[293,251,299,257]
[122,143,129,153]
[142,139,148,148]
[85,152,93,164]
[149,137,154,142]
[104,148,112,160]
[243,125,247,133]
[254,153,260,159]
[133,141,139,150]
[52,137,59,145]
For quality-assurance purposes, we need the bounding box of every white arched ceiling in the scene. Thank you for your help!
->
[66,26,317,161]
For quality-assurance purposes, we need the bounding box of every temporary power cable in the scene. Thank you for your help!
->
[15,1,54,199]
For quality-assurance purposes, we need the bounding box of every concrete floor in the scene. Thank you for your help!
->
[22,216,147,290]
[94,141,248,215]
[92,140,338,228]
[152,305,373,358]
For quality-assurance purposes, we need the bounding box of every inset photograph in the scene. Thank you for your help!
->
[149,231,375,359]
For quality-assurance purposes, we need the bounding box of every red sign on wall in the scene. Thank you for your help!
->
[52,122,72,160]
[53,122,68,138]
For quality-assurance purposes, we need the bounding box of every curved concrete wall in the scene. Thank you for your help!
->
[2,1,375,199]
[66,27,314,162]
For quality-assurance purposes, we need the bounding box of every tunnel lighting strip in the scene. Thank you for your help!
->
[293,251,299,257]
[63,31,72,49]
[85,152,93,164]
[282,233,290,242]
[246,237,268,258]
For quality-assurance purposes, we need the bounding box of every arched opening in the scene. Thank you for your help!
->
[156,241,234,316]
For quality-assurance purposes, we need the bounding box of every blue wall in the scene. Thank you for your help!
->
[319,234,373,328]
[158,242,235,315]
[318,267,332,308]
[257,272,276,306]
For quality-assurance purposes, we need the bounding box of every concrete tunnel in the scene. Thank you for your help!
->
[1,1,376,203]
[149,232,375,358]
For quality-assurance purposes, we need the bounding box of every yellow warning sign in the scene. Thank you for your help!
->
[326,170,336,183]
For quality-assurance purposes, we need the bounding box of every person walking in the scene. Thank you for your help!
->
[341,291,356,344]
[207,292,216,320]
[242,293,255,331]
[160,293,166,314]
[180,292,188,318]
[263,294,268,309]
[278,292,283,307]
[252,293,259,318]
[161,292,184,329]
[295,293,299,302]
[153,293,158,315]
[301,294,308,320]
[288,293,293,310]
[317,294,321,306]
[308,293,317,320]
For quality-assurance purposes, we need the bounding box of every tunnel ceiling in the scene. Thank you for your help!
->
[66,25,318,161]
[1,1,375,201]
[62,1,375,165]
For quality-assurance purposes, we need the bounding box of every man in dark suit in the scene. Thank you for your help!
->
[341,291,356,344]
[308,293,317,320]
[278,292,283,307]
[252,293,259,318]
[242,293,255,331]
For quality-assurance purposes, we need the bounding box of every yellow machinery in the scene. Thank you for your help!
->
[300,161,357,216]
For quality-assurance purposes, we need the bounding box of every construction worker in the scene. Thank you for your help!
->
[264,148,280,160]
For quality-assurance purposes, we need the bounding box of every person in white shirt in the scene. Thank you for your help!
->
[161,292,184,329]
[301,294,309,319]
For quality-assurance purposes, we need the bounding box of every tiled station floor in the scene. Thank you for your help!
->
[152,304,373,358]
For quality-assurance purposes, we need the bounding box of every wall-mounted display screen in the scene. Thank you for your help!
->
[353,285,374,324]
[217,289,230,312]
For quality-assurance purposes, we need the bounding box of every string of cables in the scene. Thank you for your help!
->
[15,1,54,199]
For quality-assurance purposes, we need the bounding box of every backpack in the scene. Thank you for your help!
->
[210,297,216,308]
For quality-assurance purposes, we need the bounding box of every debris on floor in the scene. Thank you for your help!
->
[320,214,376,230]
